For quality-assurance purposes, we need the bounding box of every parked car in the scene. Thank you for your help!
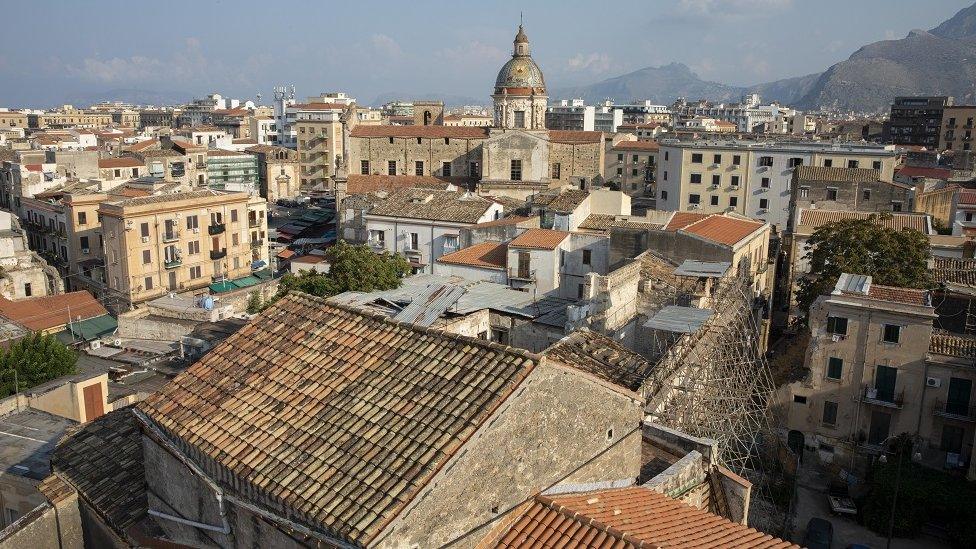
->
[802,518,834,549]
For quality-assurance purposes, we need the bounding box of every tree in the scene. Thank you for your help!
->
[795,214,930,318]
[246,291,263,314]
[0,332,78,398]
[278,241,411,299]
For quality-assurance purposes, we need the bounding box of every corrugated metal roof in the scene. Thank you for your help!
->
[392,284,466,327]
[644,306,713,334]
[674,260,731,278]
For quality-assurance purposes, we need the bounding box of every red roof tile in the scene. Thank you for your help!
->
[345,174,460,195]
[98,157,144,169]
[795,209,931,234]
[0,291,108,332]
[897,166,950,180]
[867,284,929,305]
[680,215,765,246]
[437,241,507,270]
[664,211,710,231]
[958,189,976,205]
[548,130,603,144]
[612,140,660,152]
[508,228,569,250]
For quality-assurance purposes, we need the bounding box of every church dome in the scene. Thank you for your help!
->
[494,25,546,95]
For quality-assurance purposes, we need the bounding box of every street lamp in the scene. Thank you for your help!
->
[877,436,922,549]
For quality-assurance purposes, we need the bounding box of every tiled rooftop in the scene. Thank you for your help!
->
[546,189,589,213]
[508,228,570,250]
[929,331,976,359]
[544,330,652,392]
[933,256,976,286]
[0,291,108,332]
[350,125,489,139]
[866,284,929,306]
[795,209,931,234]
[138,293,539,544]
[97,157,144,169]
[437,241,508,270]
[548,130,603,144]
[680,215,764,246]
[368,189,494,223]
[794,165,881,184]
[344,174,460,195]
[483,485,798,548]
[664,211,710,231]
[611,140,660,152]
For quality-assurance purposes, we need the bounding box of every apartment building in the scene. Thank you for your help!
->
[33,106,113,129]
[0,110,29,129]
[607,139,658,196]
[782,274,976,477]
[545,99,623,132]
[939,105,976,151]
[789,166,914,229]
[99,190,267,306]
[205,149,259,194]
[889,96,952,147]
[292,102,346,191]
[96,156,144,182]
[656,140,898,230]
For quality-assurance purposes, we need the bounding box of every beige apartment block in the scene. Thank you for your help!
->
[607,139,659,196]
[293,103,347,191]
[939,105,976,151]
[0,111,29,129]
[99,190,267,306]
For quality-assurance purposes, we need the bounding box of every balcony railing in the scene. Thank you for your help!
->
[368,240,385,250]
[934,400,976,422]
[208,223,225,235]
[248,218,262,228]
[508,267,536,281]
[251,239,264,248]
[859,384,904,409]
[164,258,182,269]
[162,231,180,243]
[210,248,227,260]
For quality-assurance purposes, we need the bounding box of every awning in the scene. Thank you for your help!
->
[253,269,273,281]
[232,276,261,289]
[210,280,236,293]
[251,260,267,270]
[63,314,118,341]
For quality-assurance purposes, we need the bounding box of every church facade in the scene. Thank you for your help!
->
[346,25,605,199]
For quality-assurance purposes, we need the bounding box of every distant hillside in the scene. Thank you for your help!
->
[61,88,191,108]
[369,92,486,107]
[552,62,742,104]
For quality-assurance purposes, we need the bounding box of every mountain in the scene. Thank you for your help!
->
[61,88,191,108]
[552,62,742,104]
[369,92,485,107]
[560,2,976,112]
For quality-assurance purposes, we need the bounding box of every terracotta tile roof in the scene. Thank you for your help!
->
[206,148,250,157]
[958,189,976,205]
[368,189,494,224]
[486,195,527,211]
[344,174,459,195]
[579,214,617,231]
[276,249,296,259]
[795,209,931,234]
[483,486,798,548]
[680,215,764,246]
[350,125,489,139]
[472,215,537,229]
[618,122,664,130]
[98,157,143,169]
[107,189,223,208]
[930,331,976,359]
[508,228,570,250]
[52,409,147,531]
[897,165,951,180]
[548,130,603,144]
[544,330,652,392]
[866,284,929,305]
[126,139,157,152]
[138,293,537,544]
[664,211,709,231]
[0,291,108,332]
[612,140,660,152]
[794,165,880,184]
[437,241,508,270]
[291,255,328,264]
[546,189,589,213]
[933,256,976,286]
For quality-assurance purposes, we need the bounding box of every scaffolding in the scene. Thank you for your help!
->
[639,262,782,531]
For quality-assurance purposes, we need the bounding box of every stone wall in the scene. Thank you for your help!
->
[375,360,642,547]
[349,136,484,178]
[0,492,83,549]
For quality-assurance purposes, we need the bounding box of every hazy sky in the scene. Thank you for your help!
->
[1,0,972,107]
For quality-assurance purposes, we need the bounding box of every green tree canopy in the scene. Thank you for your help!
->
[795,214,931,318]
[279,241,411,299]
[0,332,78,398]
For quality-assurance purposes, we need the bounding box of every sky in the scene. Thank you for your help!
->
[1,0,973,108]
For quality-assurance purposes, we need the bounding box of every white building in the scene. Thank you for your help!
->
[546,99,623,133]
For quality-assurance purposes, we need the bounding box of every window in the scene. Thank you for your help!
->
[578,284,584,299]
[788,157,803,168]
[617,168,623,175]
[617,153,623,161]
[415,160,424,175]
[550,163,561,179]
[232,233,240,246]
[710,195,719,206]
[444,234,459,252]
[632,168,638,176]
[713,153,722,164]
[759,198,769,209]
[23,283,31,297]
[822,401,838,425]
[661,190,668,200]
[691,153,703,163]
[826,316,848,335]
[360,160,369,175]
[514,110,525,128]
[663,171,668,181]
[823,159,833,167]
[711,174,720,187]
[409,232,419,250]
[690,173,702,184]
[732,154,741,166]
[369,229,385,244]
[793,394,807,404]
[77,211,87,225]
[664,151,669,161]
[729,196,738,208]
[759,156,773,167]
[891,201,903,212]
[80,236,89,251]
[510,159,522,181]
[230,209,238,223]
[826,187,838,201]
[444,138,450,145]
[799,186,809,198]
[442,161,452,177]
[760,177,769,188]
[582,249,592,266]
[731,175,740,187]
[189,265,202,279]
[188,241,200,255]
[142,250,151,264]
[689,194,701,204]
[144,276,153,290]
[632,154,639,163]
[140,222,150,238]
[491,328,509,345]
[862,189,872,201]
[873,160,882,170]
[883,324,901,343]
[847,159,859,168]
[387,160,396,175]
[114,169,121,178]
[827,357,843,379]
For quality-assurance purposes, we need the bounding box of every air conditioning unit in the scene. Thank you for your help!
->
[141,236,150,243]
[831,334,844,342]
[926,376,942,388]
[690,204,701,210]
[81,248,90,254]
[730,184,740,190]
[113,338,122,347]
[193,227,200,234]
[89,339,101,350]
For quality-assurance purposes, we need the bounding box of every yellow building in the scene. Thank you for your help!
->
[293,103,347,190]
[99,190,267,306]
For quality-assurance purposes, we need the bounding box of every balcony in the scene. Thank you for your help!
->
[164,258,182,269]
[208,223,225,235]
[368,240,386,250]
[508,267,536,281]
[403,247,423,257]
[162,231,180,243]
[248,218,262,228]
[934,400,976,422]
[859,384,904,409]
[210,248,227,260]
